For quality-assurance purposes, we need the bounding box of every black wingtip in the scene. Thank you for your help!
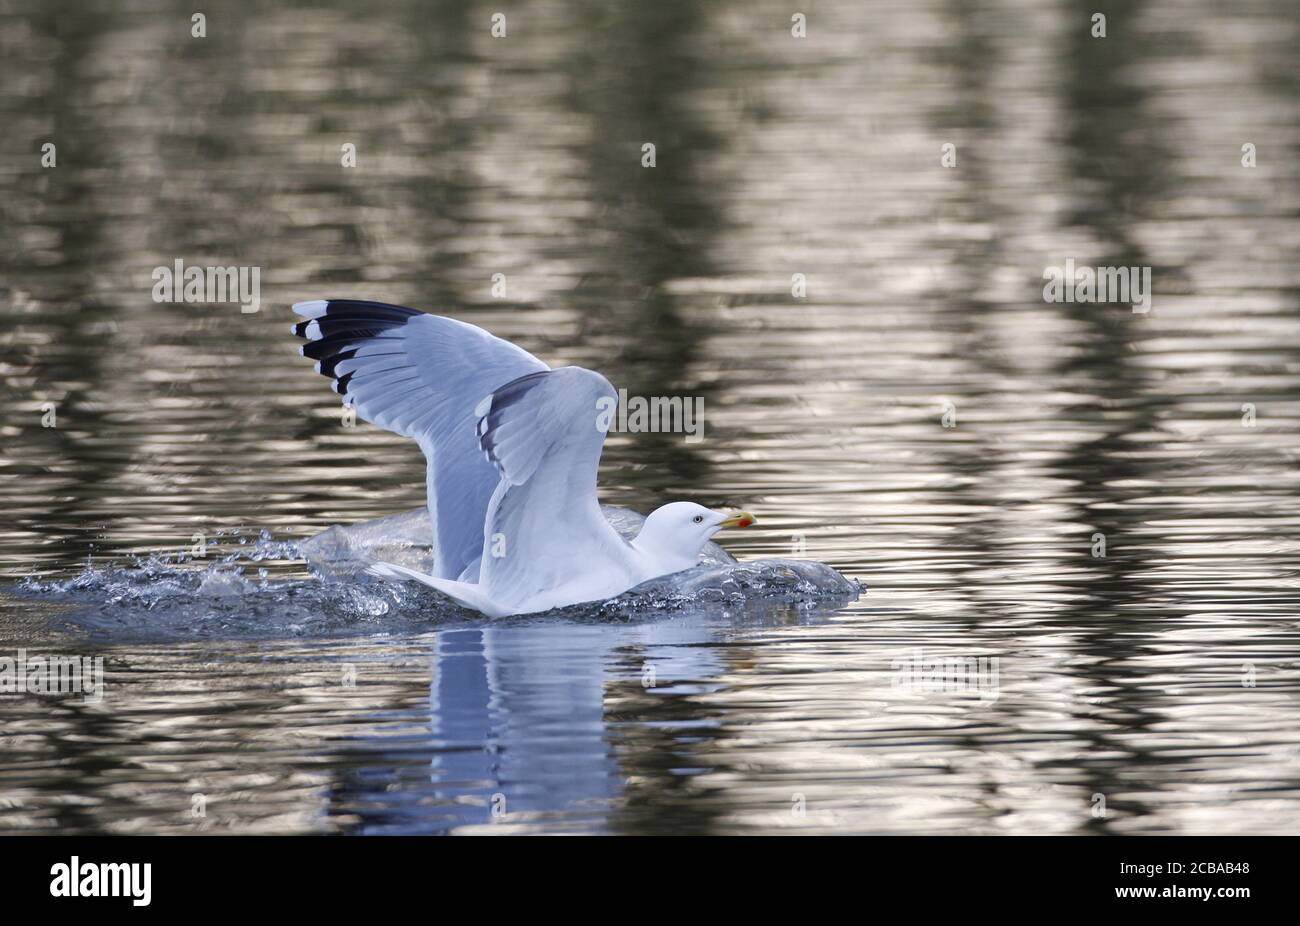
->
[318,348,357,379]
[293,298,424,400]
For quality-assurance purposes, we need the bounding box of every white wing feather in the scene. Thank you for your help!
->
[474,367,635,609]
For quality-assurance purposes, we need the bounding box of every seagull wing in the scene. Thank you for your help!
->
[474,366,631,606]
[293,299,548,579]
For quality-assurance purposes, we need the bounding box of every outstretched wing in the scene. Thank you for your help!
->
[292,299,548,579]
[474,366,630,605]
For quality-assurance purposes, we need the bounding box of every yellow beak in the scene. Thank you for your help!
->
[718,511,756,529]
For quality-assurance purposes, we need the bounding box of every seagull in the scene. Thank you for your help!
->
[292,299,755,616]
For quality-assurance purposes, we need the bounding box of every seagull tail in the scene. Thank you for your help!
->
[366,562,512,617]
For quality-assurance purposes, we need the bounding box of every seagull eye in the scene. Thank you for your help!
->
[693,515,704,523]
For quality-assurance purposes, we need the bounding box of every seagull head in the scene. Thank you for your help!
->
[632,502,756,573]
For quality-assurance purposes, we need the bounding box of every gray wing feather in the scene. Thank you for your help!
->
[293,299,548,579]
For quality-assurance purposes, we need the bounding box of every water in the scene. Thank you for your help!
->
[2,0,1299,834]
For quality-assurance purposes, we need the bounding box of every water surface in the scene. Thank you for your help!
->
[2,0,1299,834]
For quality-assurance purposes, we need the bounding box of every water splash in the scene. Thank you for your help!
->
[12,508,860,641]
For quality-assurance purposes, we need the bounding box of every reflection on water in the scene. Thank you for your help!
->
[2,0,1300,834]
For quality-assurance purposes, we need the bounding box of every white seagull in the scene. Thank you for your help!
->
[292,299,755,616]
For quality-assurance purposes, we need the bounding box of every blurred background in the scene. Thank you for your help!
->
[1,0,1299,834]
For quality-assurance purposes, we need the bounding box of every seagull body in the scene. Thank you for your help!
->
[292,299,753,617]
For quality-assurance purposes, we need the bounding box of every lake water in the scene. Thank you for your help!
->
[2,0,1299,834]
